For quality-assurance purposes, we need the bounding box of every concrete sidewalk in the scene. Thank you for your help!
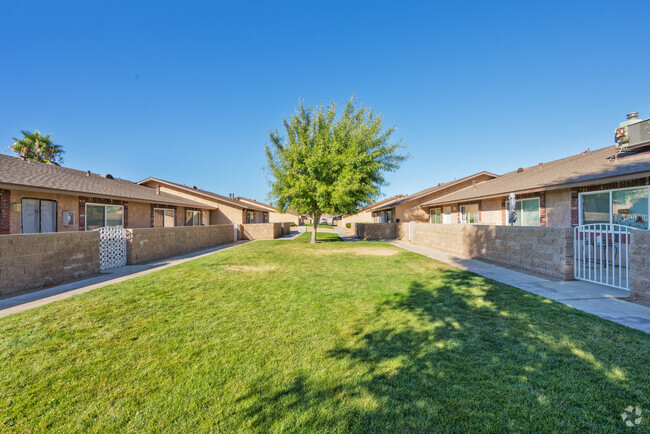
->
[334,227,357,241]
[389,239,650,333]
[0,241,250,318]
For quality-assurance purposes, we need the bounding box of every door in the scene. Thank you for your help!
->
[442,207,452,224]
[21,199,57,234]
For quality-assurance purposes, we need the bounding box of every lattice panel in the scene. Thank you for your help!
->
[98,227,127,270]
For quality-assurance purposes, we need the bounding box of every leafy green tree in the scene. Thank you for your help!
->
[266,97,407,243]
[11,130,64,165]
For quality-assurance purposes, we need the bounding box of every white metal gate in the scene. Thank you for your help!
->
[98,227,127,270]
[574,224,635,290]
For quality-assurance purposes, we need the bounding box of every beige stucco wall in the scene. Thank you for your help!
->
[269,211,299,225]
[480,198,503,225]
[342,210,374,225]
[9,189,80,234]
[129,201,152,228]
[546,188,572,227]
[0,231,100,296]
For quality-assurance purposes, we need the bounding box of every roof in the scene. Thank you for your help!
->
[373,171,498,212]
[424,145,650,206]
[139,177,268,211]
[0,154,213,208]
[234,197,301,216]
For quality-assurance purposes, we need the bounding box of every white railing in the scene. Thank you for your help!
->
[574,224,636,290]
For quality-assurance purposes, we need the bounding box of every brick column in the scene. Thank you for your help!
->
[0,189,10,234]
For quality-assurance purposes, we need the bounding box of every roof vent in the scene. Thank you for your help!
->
[538,162,543,168]
[192,186,197,189]
[86,170,91,176]
[628,112,639,120]
[101,174,114,179]
[155,185,161,195]
[517,167,524,173]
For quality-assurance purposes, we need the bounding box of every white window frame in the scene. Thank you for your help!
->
[512,198,541,227]
[185,210,200,226]
[154,207,175,227]
[578,186,650,228]
[430,207,442,224]
[85,203,124,231]
[201,210,210,226]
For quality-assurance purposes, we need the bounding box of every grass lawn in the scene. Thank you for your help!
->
[304,223,335,229]
[1,232,648,431]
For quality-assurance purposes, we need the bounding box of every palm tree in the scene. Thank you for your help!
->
[11,130,64,165]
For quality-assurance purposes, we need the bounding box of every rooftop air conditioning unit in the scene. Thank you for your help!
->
[627,118,650,148]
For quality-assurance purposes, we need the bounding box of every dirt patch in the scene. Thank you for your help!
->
[221,265,278,272]
[312,247,400,257]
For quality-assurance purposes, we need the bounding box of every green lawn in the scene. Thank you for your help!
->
[304,223,335,229]
[1,232,648,431]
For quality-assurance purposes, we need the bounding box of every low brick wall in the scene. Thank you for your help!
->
[630,230,650,301]
[281,222,291,235]
[127,225,235,265]
[356,223,397,240]
[241,223,283,240]
[369,222,574,280]
[0,232,100,296]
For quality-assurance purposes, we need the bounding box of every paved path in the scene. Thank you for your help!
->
[334,227,357,241]
[389,239,650,333]
[0,241,250,318]
[276,227,306,240]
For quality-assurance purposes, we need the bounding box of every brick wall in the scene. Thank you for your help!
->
[372,222,573,280]
[0,231,100,296]
[281,222,291,235]
[126,224,236,265]
[629,230,650,302]
[0,189,9,234]
[241,223,283,240]
[356,223,397,240]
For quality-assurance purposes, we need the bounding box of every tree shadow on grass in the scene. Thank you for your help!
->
[237,269,649,431]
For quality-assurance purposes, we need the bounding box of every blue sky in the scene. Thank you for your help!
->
[1,1,649,203]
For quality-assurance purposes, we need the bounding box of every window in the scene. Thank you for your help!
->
[86,204,123,230]
[186,210,200,226]
[580,187,649,229]
[263,213,269,223]
[582,193,609,224]
[613,188,648,229]
[384,210,394,223]
[154,208,175,227]
[459,204,479,224]
[201,211,210,226]
[21,198,57,234]
[430,208,441,224]
[511,198,540,227]
[246,211,255,224]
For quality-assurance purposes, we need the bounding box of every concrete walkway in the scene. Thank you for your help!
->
[0,241,250,318]
[389,239,650,333]
[276,227,306,240]
[334,227,357,241]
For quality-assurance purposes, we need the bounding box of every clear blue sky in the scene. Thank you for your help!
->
[2,1,649,203]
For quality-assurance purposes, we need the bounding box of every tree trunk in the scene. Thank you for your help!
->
[311,212,320,243]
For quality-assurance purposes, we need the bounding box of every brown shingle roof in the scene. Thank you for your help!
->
[424,146,650,206]
[234,197,302,215]
[0,154,213,208]
[138,178,268,211]
[373,171,498,211]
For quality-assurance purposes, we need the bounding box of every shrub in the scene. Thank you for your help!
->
[290,222,296,226]
[345,223,351,228]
